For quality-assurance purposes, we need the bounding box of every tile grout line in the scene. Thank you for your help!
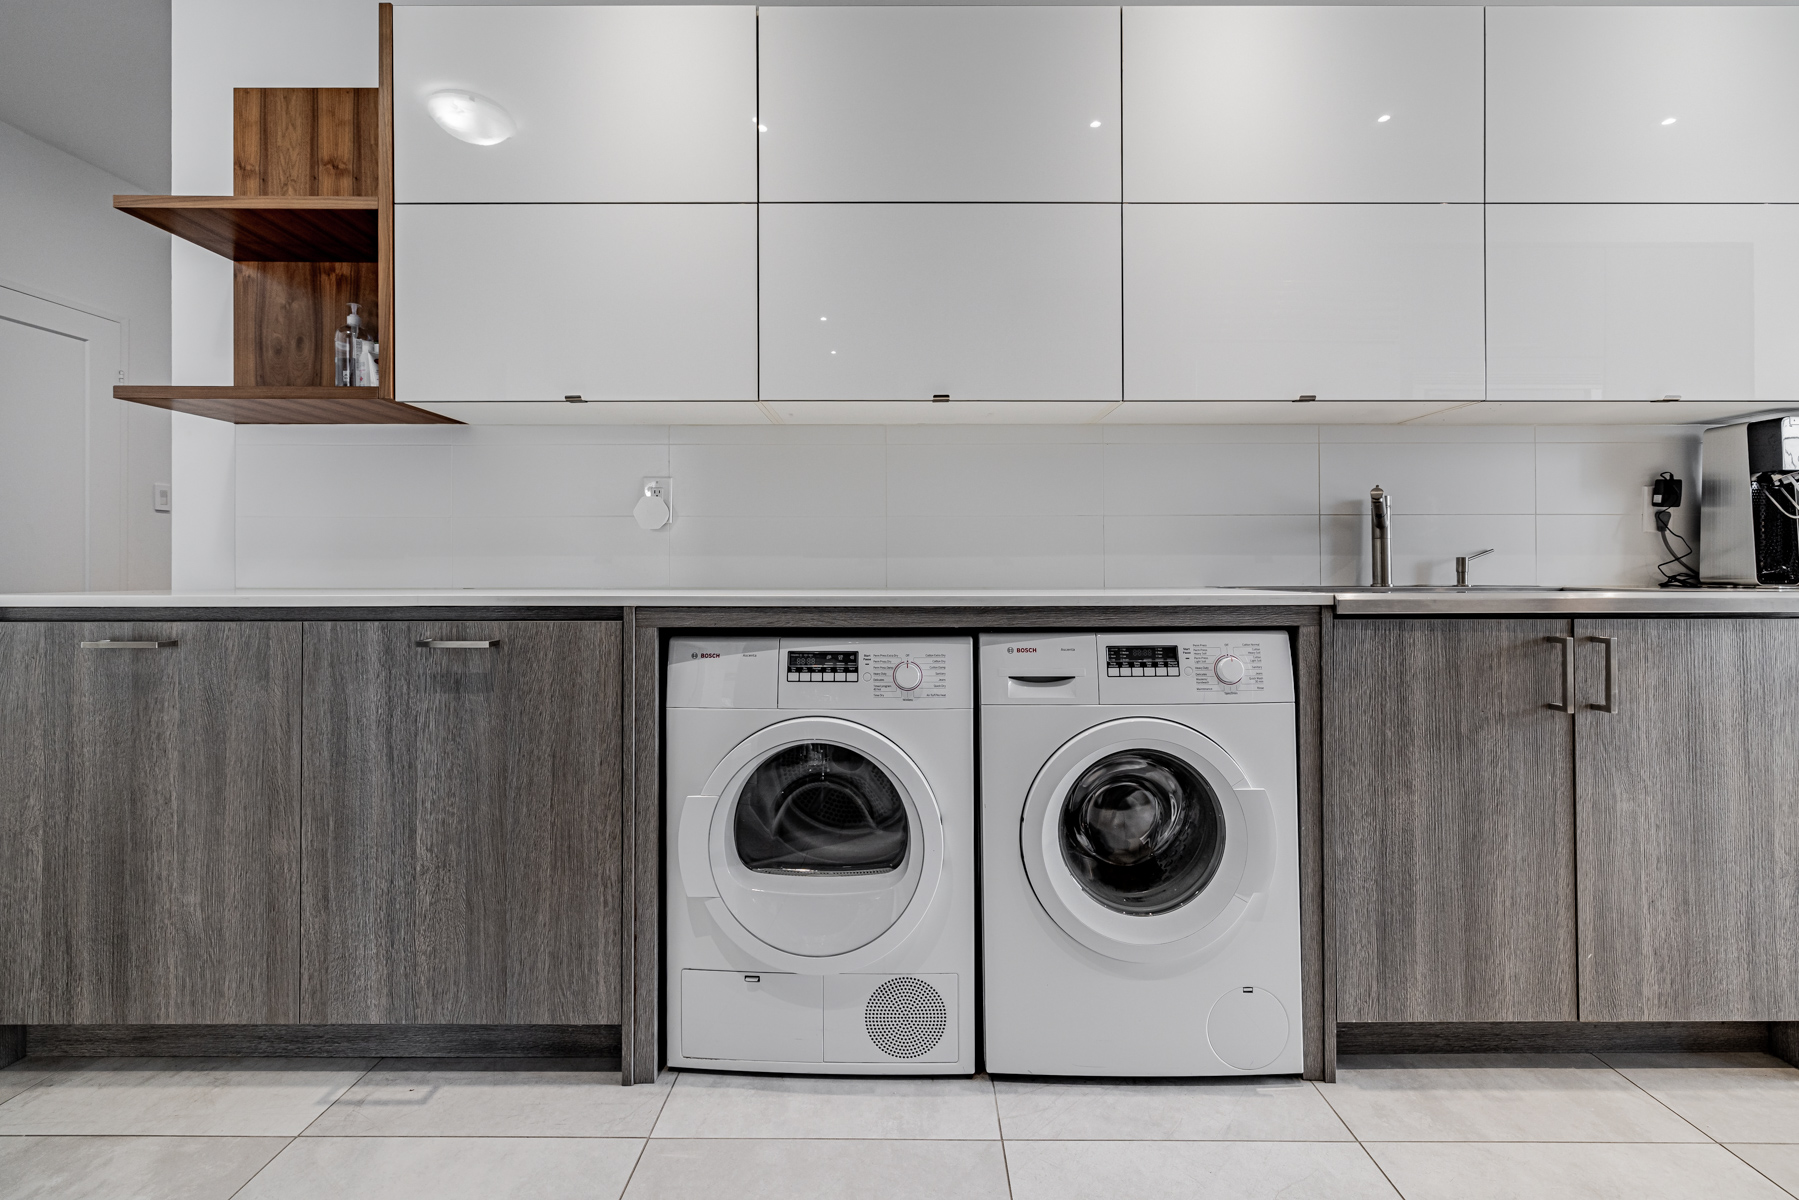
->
[220,1056,384,1200]
[1601,1058,1799,1199]
[988,1075,1017,1200]
[616,1068,683,1199]
[1305,1078,1411,1199]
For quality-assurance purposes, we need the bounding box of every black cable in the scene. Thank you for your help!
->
[1654,506,1702,588]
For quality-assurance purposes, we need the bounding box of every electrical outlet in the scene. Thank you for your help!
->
[1642,486,1657,534]
[634,477,672,531]
[153,483,172,513]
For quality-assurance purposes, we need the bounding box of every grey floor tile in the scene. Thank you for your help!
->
[995,1077,1351,1141]
[234,1136,646,1200]
[1601,1053,1799,1144]
[0,1062,42,1107]
[1005,1140,1400,1200]
[0,1135,287,1199]
[651,1072,999,1140]
[624,1139,1011,1200]
[1367,1141,1792,1200]
[1728,1144,1799,1194]
[304,1059,673,1138]
[0,1057,375,1136]
[1317,1054,1707,1142]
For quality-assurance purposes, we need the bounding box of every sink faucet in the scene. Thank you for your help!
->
[1370,485,1391,586]
[1456,548,1494,587]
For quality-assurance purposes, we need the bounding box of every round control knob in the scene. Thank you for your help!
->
[891,660,924,691]
[1213,655,1246,686]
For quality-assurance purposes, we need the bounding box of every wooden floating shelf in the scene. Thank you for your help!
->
[115,195,379,263]
[114,386,461,426]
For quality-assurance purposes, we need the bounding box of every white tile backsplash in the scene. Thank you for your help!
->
[230,422,1708,590]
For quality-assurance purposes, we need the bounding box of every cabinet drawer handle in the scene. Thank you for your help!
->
[79,640,177,649]
[416,640,500,649]
[1546,635,1575,713]
[1586,635,1617,713]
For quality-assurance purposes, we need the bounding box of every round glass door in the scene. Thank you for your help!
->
[734,742,909,876]
[1059,749,1226,916]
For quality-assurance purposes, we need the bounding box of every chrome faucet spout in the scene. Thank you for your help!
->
[1370,485,1392,587]
[1456,547,1495,588]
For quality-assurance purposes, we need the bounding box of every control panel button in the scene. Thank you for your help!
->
[891,660,923,691]
[1213,655,1246,686]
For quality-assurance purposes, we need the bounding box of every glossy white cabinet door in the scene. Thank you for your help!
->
[396,204,757,402]
[1488,8,1799,202]
[1124,6,1482,202]
[1488,205,1799,403]
[757,7,1119,202]
[394,6,755,202]
[1125,204,1485,401]
[760,204,1121,401]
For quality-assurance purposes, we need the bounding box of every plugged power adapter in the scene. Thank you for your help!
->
[1651,475,1683,509]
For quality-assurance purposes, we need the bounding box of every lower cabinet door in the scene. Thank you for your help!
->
[1328,618,1577,1022]
[1576,618,1799,1020]
[301,621,622,1024]
[0,622,301,1024]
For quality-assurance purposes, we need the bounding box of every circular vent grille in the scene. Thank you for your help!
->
[864,976,948,1059]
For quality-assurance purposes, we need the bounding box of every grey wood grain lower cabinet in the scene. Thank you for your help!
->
[0,622,301,1023]
[1576,618,1799,1020]
[1328,618,1577,1022]
[301,621,622,1024]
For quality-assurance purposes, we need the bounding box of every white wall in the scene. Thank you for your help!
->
[231,422,1699,590]
[0,118,172,590]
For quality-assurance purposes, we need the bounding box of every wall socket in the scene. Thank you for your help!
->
[153,483,172,513]
[634,477,672,531]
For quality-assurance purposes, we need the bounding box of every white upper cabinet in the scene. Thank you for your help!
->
[760,204,1121,401]
[1123,6,1482,203]
[393,6,755,203]
[1125,204,1485,401]
[1488,8,1799,203]
[757,7,1120,201]
[1487,205,1799,403]
[396,204,757,402]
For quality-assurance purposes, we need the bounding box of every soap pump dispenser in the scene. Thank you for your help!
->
[334,303,379,387]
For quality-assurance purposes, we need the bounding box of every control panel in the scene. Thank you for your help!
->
[1097,632,1293,705]
[778,638,972,710]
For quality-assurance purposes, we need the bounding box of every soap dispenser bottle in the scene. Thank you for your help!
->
[334,303,379,387]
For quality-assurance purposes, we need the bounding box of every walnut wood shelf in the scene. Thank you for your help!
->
[113,386,460,426]
[115,195,379,263]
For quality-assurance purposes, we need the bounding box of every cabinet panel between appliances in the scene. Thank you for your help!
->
[1487,6,1799,202]
[758,6,1119,202]
[760,203,1122,402]
[1126,204,1484,402]
[1487,205,1799,403]
[1124,6,1482,202]
[397,204,757,403]
[393,5,755,202]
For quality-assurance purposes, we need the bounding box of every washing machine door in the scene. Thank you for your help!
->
[678,716,945,973]
[1020,716,1276,965]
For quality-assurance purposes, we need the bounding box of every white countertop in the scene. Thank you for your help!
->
[5,587,1799,614]
[0,587,1329,609]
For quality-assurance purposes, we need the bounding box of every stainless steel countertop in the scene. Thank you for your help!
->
[1332,588,1799,615]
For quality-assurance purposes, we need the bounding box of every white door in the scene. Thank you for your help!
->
[1487,205,1799,402]
[393,5,756,202]
[0,286,125,592]
[396,203,757,403]
[759,203,1121,402]
[1125,204,1485,401]
[757,5,1119,202]
[1021,716,1276,965]
[1124,5,1482,202]
[1487,6,1799,202]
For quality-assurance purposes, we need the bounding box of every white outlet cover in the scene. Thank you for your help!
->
[153,483,172,513]
[1642,485,1656,534]
[635,477,672,530]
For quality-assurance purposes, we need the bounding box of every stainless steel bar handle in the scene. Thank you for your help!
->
[1586,635,1617,713]
[1547,636,1576,713]
[416,640,500,649]
[79,640,177,649]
